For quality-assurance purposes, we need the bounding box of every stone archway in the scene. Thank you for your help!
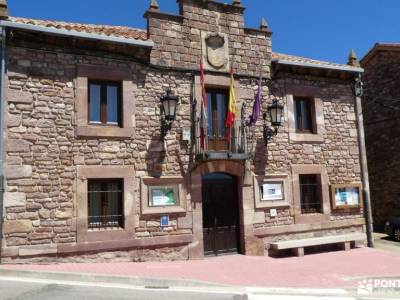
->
[188,160,262,259]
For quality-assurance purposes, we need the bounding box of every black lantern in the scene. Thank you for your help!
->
[354,75,364,98]
[263,99,284,146]
[161,89,179,121]
[160,89,179,140]
[268,99,284,127]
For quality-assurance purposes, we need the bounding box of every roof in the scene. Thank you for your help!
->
[272,52,363,73]
[8,16,148,41]
[360,43,400,66]
[3,17,362,73]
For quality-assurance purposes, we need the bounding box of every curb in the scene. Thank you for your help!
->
[0,268,231,289]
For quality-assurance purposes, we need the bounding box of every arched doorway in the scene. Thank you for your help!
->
[202,173,240,256]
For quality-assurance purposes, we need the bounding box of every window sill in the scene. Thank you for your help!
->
[88,227,124,232]
[256,200,290,209]
[289,132,324,144]
[295,213,330,224]
[84,228,133,242]
[76,125,133,139]
[142,206,186,215]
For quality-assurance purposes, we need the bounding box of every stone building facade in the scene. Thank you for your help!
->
[361,44,400,229]
[0,0,367,263]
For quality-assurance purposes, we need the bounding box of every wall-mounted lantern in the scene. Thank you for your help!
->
[160,89,179,140]
[263,99,284,146]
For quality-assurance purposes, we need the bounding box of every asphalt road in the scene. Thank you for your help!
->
[0,278,397,300]
[0,278,245,300]
[373,232,400,252]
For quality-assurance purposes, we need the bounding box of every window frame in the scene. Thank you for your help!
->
[88,80,122,127]
[87,178,124,229]
[286,85,325,144]
[330,183,363,211]
[254,174,291,209]
[291,165,331,224]
[76,165,136,243]
[76,65,135,139]
[141,177,187,215]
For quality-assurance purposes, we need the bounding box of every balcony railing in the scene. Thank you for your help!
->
[194,118,256,160]
[88,214,124,229]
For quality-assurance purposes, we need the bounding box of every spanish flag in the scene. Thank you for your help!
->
[225,68,237,145]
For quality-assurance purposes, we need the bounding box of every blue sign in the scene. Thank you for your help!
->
[160,215,169,227]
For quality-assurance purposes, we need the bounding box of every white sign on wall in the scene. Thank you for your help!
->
[182,127,191,142]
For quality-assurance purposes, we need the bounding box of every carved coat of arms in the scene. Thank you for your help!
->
[205,33,228,69]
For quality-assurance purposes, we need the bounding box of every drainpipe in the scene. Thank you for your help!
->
[354,73,374,248]
[0,25,6,261]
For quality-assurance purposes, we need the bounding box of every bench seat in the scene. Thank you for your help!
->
[270,232,366,257]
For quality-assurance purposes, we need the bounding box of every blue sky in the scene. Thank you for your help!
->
[8,0,400,64]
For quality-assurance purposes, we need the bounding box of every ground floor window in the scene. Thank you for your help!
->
[88,179,124,228]
[299,174,322,214]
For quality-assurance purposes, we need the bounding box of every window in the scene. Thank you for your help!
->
[148,185,179,207]
[206,89,228,151]
[294,97,313,133]
[88,81,122,126]
[88,179,124,228]
[299,174,322,214]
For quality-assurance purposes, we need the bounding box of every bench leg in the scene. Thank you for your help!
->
[339,242,351,251]
[292,247,304,257]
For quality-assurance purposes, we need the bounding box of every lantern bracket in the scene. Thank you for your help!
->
[263,112,278,146]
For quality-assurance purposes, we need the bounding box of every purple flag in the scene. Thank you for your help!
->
[249,71,262,126]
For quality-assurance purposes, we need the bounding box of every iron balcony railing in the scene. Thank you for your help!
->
[88,214,124,229]
[194,118,256,160]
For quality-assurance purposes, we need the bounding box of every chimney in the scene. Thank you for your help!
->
[232,0,241,6]
[260,18,269,31]
[347,49,360,67]
[0,0,8,20]
[149,0,160,11]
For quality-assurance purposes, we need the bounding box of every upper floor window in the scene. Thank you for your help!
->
[89,81,122,127]
[207,89,228,151]
[294,97,314,133]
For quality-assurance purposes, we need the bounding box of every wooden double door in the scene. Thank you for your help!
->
[202,173,240,256]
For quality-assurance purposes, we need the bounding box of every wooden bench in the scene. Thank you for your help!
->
[270,233,366,257]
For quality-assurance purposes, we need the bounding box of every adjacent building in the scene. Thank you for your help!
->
[0,0,368,263]
[361,43,400,230]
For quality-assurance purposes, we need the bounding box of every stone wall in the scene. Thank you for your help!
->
[146,0,272,76]
[2,44,196,260]
[362,50,400,228]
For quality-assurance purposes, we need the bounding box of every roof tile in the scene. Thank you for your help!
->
[9,16,148,41]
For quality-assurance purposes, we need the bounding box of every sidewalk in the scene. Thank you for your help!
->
[1,247,399,289]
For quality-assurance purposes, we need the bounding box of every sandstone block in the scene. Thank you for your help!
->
[6,165,32,179]
[7,114,21,127]
[55,209,73,219]
[6,139,31,152]
[8,90,33,104]
[19,245,57,257]
[3,220,32,234]
[4,192,26,207]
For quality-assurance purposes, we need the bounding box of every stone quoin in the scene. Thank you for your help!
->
[0,0,368,263]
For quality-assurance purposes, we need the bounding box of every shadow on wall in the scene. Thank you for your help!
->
[146,135,166,178]
[253,137,269,176]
